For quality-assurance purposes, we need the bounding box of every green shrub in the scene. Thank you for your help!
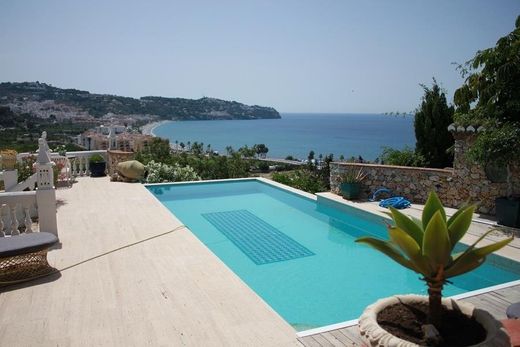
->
[380,146,426,167]
[272,170,328,194]
[258,162,270,173]
[89,154,105,164]
[145,161,201,183]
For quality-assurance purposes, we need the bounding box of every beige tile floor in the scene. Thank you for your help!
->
[0,177,299,347]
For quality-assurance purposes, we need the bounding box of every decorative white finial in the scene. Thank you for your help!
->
[37,138,52,164]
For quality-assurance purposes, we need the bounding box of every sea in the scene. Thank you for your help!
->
[152,113,415,161]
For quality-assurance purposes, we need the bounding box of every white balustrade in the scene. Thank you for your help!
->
[0,191,37,236]
[66,150,106,177]
[10,173,37,192]
[0,131,59,238]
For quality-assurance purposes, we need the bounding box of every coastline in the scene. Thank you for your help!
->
[141,120,171,137]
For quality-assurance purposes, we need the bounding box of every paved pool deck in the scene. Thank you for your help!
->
[0,177,299,346]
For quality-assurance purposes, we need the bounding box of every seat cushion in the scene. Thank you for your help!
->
[508,302,520,319]
[0,232,58,257]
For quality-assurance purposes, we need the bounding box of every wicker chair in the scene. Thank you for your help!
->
[0,232,58,284]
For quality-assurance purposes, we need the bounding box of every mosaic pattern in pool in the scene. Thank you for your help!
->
[202,209,315,265]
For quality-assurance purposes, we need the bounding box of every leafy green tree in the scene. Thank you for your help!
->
[238,145,256,158]
[135,137,171,164]
[255,144,268,158]
[414,79,454,168]
[453,16,520,167]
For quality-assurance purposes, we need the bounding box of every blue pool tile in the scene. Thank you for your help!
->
[202,209,314,265]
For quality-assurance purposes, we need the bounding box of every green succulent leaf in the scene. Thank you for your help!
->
[472,237,513,257]
[356,237,417,272]
[411,216,424,230]
[444,253,485,278]
[422,191,446,230]
[447,200,470,228]
[448,205,476,247]
[423,210,452,267]
[389,207,424,245]
[445,237,513,278]
[389,226,431,276]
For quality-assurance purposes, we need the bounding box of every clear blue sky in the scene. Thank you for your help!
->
[1,1,518,113]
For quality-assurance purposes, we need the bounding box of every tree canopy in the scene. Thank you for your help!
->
[453,16,520,165]
[414,80,454,168]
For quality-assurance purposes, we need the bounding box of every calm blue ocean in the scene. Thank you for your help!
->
[153,113,415,160]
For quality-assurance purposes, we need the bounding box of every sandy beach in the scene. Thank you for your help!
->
[141,120,171,136]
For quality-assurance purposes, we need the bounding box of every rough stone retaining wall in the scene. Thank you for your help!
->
[330,133,519,214]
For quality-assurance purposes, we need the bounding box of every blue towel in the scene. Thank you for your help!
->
[379,196,411,209]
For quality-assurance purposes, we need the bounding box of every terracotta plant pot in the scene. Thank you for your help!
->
[358,294,510,347]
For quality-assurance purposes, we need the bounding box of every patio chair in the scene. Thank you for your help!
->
[0,232,58,284]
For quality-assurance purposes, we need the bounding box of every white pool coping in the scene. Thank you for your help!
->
[145,178,520,338]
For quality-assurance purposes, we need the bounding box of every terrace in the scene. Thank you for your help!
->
[1,135,519,346]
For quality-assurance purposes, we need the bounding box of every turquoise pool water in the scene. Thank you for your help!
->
[147,180,520,331]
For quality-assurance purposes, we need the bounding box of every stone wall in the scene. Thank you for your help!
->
[330,132,520,214]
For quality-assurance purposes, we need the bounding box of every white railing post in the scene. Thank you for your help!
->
[35,137,58,238]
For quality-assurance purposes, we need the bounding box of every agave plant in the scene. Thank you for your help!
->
[356,191,513,329]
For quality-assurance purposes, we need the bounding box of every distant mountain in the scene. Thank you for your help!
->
[0,82,281,120]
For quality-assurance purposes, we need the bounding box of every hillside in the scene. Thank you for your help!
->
[0,82,281,120]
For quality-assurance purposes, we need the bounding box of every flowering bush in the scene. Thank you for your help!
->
[53,145,67,156]
[145,160,201,183]
[15,155,37,183]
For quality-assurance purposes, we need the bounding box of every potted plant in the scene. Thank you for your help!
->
[339,168,366,200]
[89,154,106,177]
[356,191,513,346]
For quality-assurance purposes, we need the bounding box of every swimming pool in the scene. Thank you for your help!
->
[147,179,520,332]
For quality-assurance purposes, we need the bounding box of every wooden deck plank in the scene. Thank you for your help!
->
[320,331,350,346]
[298,336,325,347]
[311,334,336,346]
[337,326,364,346]
[494,285,520,304]
[329,330,357,346]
